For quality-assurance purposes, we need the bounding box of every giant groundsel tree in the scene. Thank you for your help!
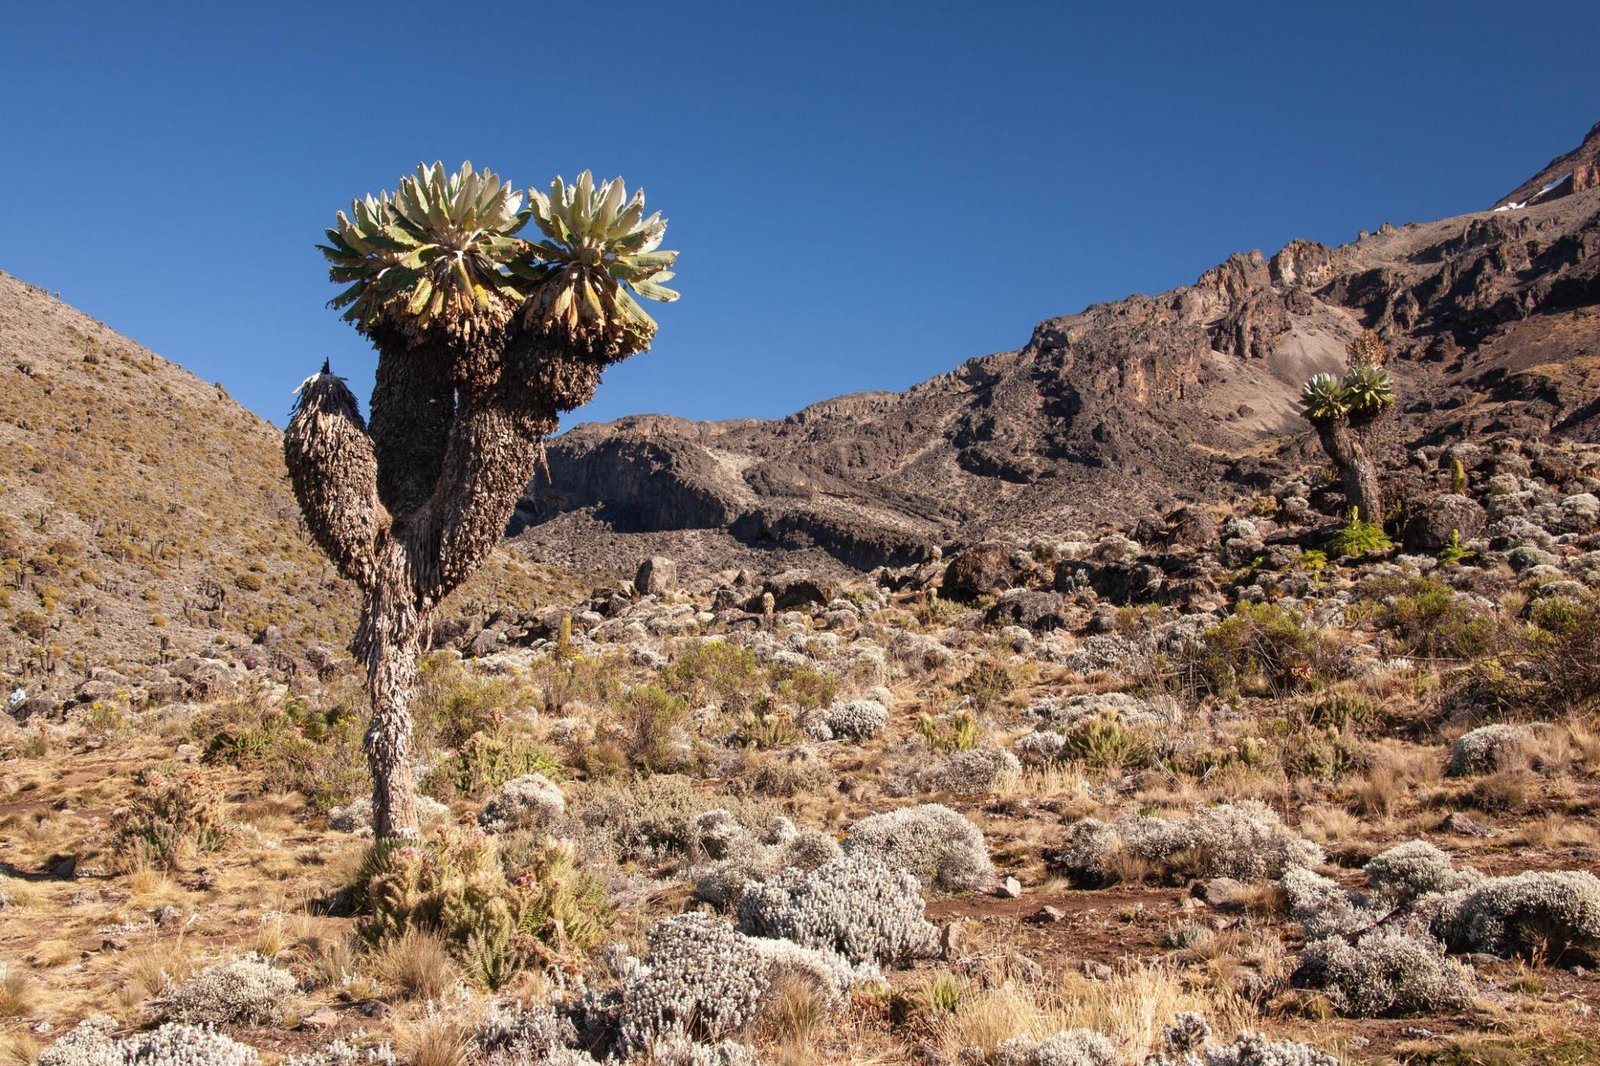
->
[1300,330,1394,522]
[286,162,677,837]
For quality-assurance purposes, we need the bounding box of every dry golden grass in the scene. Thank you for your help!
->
[379,929,460,1003]
[923,965,1245,1063]
[0,968,35,1020]
[401,1010,472,1066]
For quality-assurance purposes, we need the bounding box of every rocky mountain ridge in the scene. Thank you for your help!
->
[514,124,1600,577]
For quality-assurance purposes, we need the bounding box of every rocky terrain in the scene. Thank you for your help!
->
[5,426,1600,1065]
[516,124,1600,577]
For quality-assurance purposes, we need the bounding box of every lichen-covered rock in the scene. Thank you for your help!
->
[737,853,940,967]
[842,803,994,893]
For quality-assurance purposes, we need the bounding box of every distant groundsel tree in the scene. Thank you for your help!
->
[1300,329,1394,522]
[286,162,678,837]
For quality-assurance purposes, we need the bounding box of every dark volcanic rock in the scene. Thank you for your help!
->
[762,569,838,611]
[985,589,1070,632]
[1402,493,1489,551]
[942,543,1016,602]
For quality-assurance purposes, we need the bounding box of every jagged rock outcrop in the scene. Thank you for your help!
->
[516,123,1600,575]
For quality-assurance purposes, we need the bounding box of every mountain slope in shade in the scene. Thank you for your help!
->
[0,272,575,694]
[514,124,1600,576]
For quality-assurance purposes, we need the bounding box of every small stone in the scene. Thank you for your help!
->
[1439,811,1491,837]
[1027,905,1066,924]
[1194,877,1250,913]
[1081,960,1113,981]
[997,876,1023,899]
[298,1007,340,1032]
[357,999,392,1020]
[940,921,967,960]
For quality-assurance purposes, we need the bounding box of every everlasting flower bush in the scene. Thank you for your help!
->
[691,811,841,909]
[1293,929,1473,1017]
[156,953,296,1026]
[606,912,772,1058]
[819,698,889,741]
[993,1029,1120,1066]
[1428,869,1600,962]
[39,1016,261,1066]
[841,803,994,894]
[1447,723,1529,776]
[1054,803,1322,885]
[478,772,566,834]
[917,745,1022,795]
[737,852,941,967]
[1363,840,1482,907]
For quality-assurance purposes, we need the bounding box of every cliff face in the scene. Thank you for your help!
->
[516,125,1600,575]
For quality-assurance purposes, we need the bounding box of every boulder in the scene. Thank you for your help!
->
[763,569,839,611]
[942,543,1015,602]
[635,555,678,595]
[1402,493,1487,552]
[985,589,1069,632]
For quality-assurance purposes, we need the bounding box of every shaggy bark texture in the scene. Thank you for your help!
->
[1314,415,1384,521]
[286,335,595,838]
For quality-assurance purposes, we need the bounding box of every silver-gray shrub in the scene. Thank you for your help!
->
[284,1036,399,1066]
[156,953,296,1026]
[993,1028,1119,1066]
[691,812,841,909]
[917,745,1022,795]
[1280,866,1371,940]
[1189,1032,1340,1066]
[842,803,994,894]
[1293,929,1473,1017]
[1447,724,1529,776]
[823,699,889,741]
[474,1001,577,1064]
[737,852,940,967]
[39,1017,261,1066]
[648,1029,762,1065]
[1055,803,1320,884]
[610,912,771,1058]
[1363,840,1481,907]
[1427,869,1600,961]
[478,773,566,834]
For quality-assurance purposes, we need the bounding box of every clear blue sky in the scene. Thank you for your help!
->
[3,2,1597,430]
